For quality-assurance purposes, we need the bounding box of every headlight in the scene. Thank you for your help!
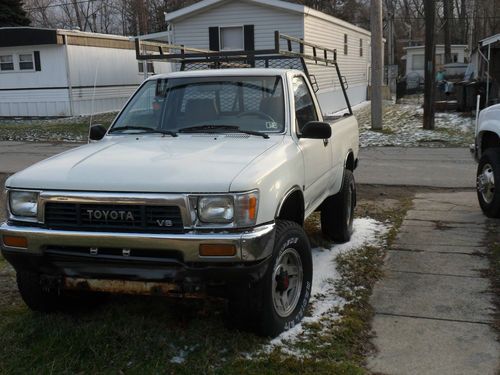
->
[198,196,234,223]
[9,191,39,218]
[195,191,259,227]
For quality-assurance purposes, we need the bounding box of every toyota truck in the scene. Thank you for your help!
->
[0,36,359,337]
[474,103,500,218]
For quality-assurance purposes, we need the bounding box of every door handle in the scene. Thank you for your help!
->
[323,139,329,147]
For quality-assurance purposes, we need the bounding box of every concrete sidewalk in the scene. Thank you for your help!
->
[367,192,499,375]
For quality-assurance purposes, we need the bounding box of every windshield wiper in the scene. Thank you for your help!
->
[178,125,269,139]
[109,126,177,137]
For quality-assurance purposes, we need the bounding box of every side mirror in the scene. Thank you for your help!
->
[300,121,332,139]
[89,124,107,141]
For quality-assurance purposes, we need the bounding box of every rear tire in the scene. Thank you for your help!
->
[321,170,356,243]
[477,148,500,218]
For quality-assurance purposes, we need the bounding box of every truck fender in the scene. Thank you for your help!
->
[275,186,305,226]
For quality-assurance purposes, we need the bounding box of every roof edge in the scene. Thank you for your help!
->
[303,8,371,36]
[165,0,305,22]
[480,34,500,47]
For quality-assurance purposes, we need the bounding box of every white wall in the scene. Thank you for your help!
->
[0,44,68,88]
[0,89,70,117]
[171,0,304,50]
[317,85,367,115]
[67,45,145,86]
[0,44,71,116]
[304,12,372,113]
[0,43,173,117]
[66,45,173,115]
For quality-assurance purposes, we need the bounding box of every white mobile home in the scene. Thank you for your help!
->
[143,0,375,113]
[0,27,171,117]
[404,44,469,79]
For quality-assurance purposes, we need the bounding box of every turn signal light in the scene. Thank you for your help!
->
[2,235,28,249]
[199,244,236,257]
[248,195,257,220]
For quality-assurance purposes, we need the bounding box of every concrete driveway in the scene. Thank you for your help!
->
[357,147,476,188]
[0,142,477,188]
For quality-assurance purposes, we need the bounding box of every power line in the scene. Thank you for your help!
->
[25,0,115,11]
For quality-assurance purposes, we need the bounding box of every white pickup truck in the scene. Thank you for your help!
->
[1,68,359,336]
[475,103,500,218]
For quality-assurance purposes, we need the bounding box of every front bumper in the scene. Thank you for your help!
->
[0,222,275,291]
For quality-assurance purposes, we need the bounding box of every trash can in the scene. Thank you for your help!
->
[455,81,467,112]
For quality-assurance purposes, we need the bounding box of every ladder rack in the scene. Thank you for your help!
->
[134,31,352,114]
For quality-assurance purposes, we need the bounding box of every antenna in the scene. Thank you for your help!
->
[88,59,99,143]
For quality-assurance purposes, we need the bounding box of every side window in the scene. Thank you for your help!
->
[0,55,14,71]
[19,53,34,70]
[292,76,318,132]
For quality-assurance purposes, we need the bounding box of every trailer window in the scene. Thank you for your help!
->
[412,54,425,70]
[220,26,244,51]
[0,55,14,71]
[344,34,348,55]
[19,54,34,70]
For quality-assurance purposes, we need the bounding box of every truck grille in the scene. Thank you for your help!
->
[44,203,184,233]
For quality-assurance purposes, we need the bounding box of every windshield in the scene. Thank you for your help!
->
[111,76,286,134]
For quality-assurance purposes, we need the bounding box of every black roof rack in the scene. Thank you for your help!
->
[135,31,352,114]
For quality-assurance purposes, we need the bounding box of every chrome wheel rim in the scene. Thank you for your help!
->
[272,248,303,318]
[478,163,495,204]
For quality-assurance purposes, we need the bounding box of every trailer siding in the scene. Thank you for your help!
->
[172,1,303,51]
[0,35,172,117]
[167,0,373,114]
[304,13,371,113]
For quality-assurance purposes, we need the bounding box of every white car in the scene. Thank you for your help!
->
[1,68,359,336]
[475,103,500,218]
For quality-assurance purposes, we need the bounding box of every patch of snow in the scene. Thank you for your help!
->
[355,96,475,147]
[170,346,195,364]
[262,218,388,356]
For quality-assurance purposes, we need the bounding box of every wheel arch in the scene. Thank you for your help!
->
[344,150,356,172]
[275,186,305,226]
[479,130,500,156]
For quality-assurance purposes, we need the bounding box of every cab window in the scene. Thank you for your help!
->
[292,76,318,133]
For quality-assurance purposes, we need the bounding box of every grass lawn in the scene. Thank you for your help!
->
[0,113,116,143]
[0,186,411,374]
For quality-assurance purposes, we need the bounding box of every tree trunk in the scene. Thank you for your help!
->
[443,0,452,63]
[423,0,435,130]
[71,0,83,29]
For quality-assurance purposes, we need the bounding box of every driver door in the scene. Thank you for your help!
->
[292,75,333,211]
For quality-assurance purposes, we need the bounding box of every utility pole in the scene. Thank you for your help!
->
[423,0,435,130]
[371,0,383,130]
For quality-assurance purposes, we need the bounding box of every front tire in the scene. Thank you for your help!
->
[256,220,312,337]
[477,148,500,218]
[321,170,356,243]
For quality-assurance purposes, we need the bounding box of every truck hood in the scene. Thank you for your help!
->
[7,135,282,193]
